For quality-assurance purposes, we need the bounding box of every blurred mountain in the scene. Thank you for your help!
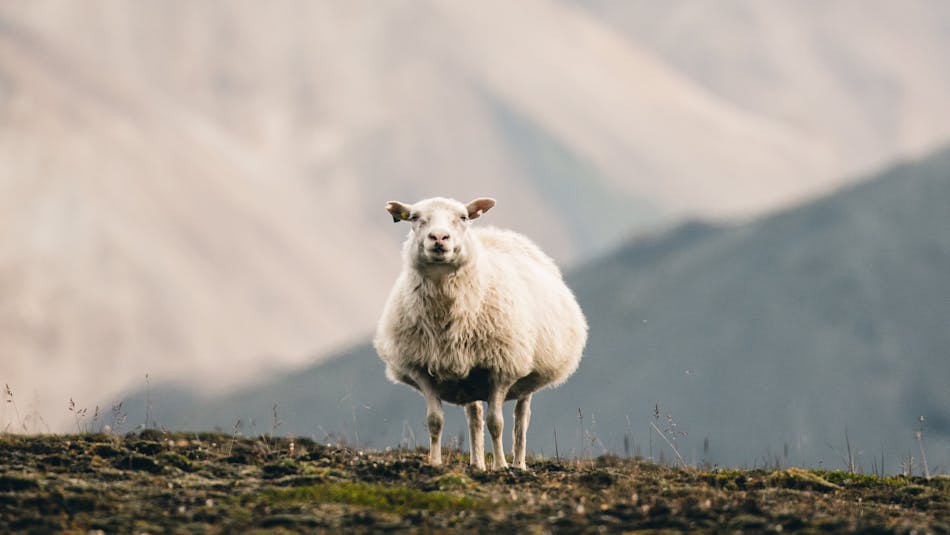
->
[128,147,950,470]
[572,0,950,184]
[0,13,393,418]
[2,1,950,428]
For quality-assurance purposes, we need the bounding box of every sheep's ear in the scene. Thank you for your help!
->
[386,201,413,223]
[466,198,496,220]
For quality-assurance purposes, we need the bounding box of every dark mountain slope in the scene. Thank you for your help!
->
[557,148,950,469]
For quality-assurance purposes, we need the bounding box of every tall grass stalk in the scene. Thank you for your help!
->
[351,405,359,449]
[649,421,687,469]
[915,416,931,480]
[227,418,242,456]
[3,384,24,432]
[845,427,855,474]
[144,373,153,430]
[68,398,88,433]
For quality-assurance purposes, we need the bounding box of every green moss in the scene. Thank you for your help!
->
[579,468,618,488]
[432,472,473,490]
[113,453,162,474]
[92,444,124,459]
[128,440,164,455]
[710,469,745,479]
[702,469,752,490]
[19,437,58,455]
[929,475,950,492]
[769,468,839,492]
[261,460,301,478]
[260,481,484,515]
[156,452,198,473]
[813,471,905,487]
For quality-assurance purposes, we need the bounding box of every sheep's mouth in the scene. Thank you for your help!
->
[426,252,452,263]
[424,248,457,264]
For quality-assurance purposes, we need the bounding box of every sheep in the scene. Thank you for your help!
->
[373,197,587,470]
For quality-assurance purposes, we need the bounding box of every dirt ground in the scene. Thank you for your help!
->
[0,431,946,533]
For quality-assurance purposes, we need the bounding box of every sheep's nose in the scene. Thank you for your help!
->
[428,231,451,243]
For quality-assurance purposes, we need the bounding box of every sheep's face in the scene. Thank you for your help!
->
[386,197,495,271]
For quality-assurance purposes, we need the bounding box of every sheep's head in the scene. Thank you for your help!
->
[385,197,495,272]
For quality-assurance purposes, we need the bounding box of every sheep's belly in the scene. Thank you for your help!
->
[401,367,547,404]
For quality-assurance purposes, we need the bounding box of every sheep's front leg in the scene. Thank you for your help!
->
[487,384,510,469]
[424,394,444,466]
[465,402,486,470]
[410,371,444,466]
[513,394,532,470]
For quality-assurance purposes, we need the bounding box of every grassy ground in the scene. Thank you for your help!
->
[0,431,946,534]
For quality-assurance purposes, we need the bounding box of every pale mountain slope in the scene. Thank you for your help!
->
[5,0,833,218]
[0,1,588,261]
[573,0,950,189]
[436,0,828,214]
[0,19,390,424]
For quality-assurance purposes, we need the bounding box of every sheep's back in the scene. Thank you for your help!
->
[473,228,587,385]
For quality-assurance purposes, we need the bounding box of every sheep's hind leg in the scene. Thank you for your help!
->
[410,371,444,466]
[465,402,486,470]
[513,394,532,470]
[487,383,512,469]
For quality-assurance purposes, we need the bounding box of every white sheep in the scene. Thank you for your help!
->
[373,197,587,470]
